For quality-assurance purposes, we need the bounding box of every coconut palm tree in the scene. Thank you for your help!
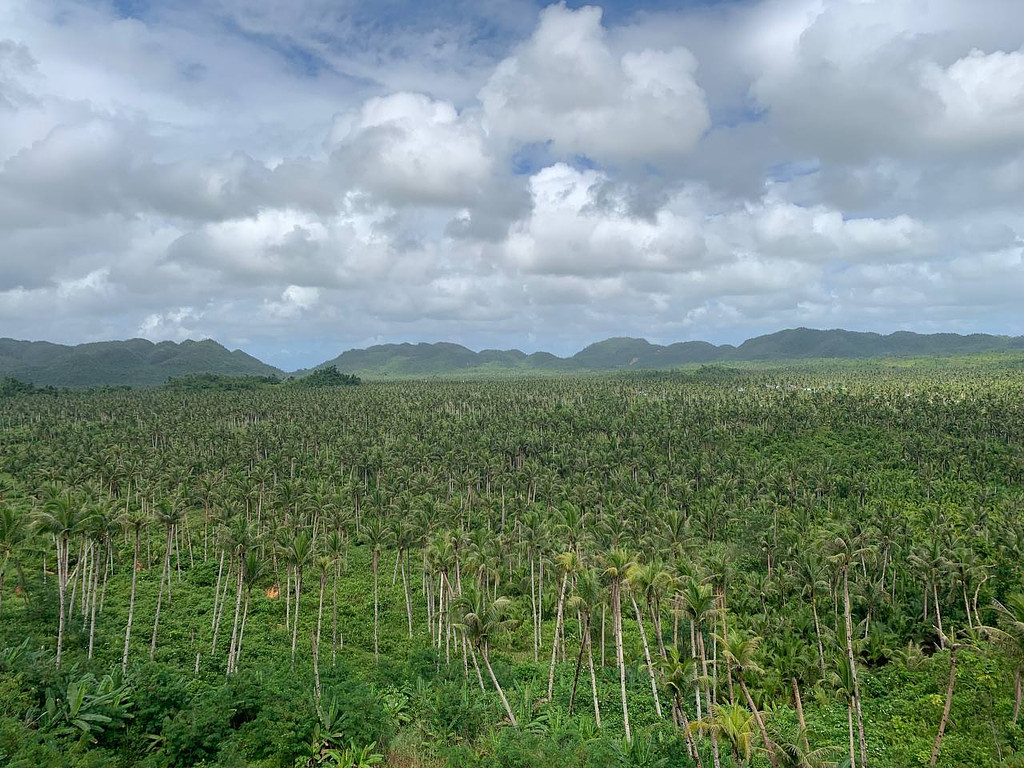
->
[602,548,636,744]
[36,487,83,668]
[360,516,390,661]
[453,586,519,725]
[720,630,777,767]
[286,529,312,665]
[546,549,579,700]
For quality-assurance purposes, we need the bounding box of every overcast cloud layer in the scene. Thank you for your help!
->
[1,0,1023,367]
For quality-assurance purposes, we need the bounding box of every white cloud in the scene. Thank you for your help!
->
[1,0,1023,365]
[480,3,710,166]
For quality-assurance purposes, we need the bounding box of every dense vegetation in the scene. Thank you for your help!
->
[1,360,1023,767]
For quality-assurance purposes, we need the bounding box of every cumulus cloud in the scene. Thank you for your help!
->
[480,3,710,166]
[1,0,1023,365]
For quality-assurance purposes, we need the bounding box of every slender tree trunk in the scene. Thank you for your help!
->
[332,559,340,665]
[793,677,810,754]
[811,595,826,676]
[848,701,857,768]
[55,535,67,668]
[547,571,569,700]
[631,595,663,718]
[929,645,957,766]
[569,612,588,714]
[401,556,413,638]
[740,676,776,767]
[372,548,380,661]
[844,567,868,768]
[316,569,326,682]
[87,545,102,659]
[291,567,302,664]
[149,528,172,661]
[467,640,486,692]
[122,528,139,673]
[226,565,244,674]
[612,579,631,744]
[482,644,517,725]
[1013,667,1021,725]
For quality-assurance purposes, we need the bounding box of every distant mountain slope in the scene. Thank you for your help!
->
[0,338,283,388]
[4,328,1022,387]
[315,328,1023,376]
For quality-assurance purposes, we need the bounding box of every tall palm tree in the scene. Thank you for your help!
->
[602,549,636,744]
[286,529,312,664]
[663,646,703,766]
[567,566,602,727]
[121,505,147,673]
[36,487,83,668]
[150,497,183,661]
[454,586,519,725]
[827,532,869,768]
[546,549,579,700]
[360,516,390,661]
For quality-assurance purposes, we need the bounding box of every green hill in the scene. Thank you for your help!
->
[0,338,283,388]
[313,327,1023,376]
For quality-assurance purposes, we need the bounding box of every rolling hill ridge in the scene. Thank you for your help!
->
[3,328,1023,387]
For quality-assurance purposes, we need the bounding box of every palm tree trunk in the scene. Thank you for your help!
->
[844,567,868,768]
[739,676,776,767]
[316,569,326,681]
[226,566,244,674]
[482,643,517,725]
[631,594,663,718]
[372,548,380,661]
[401,556,413,638]
[55,534,67,668]
[811,595,826,676]
[1013,667,1021,725]
[612,579,631,744]
[848,701,857,768]
[929,645,957,766]
[793,677,810,754]
[149,529,172,661]
[586,621,601,728]
[122,528,139,673]
[332,559,340,665]
[547,571,569,700]
[291,567,302,664]
[87,545,102,659]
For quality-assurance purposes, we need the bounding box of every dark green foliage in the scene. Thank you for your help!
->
[293,365,361,387]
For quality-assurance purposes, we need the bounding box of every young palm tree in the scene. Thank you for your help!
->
[696,703,757,768]
[454,586,519,725]
[720,630,777,767]
[663,647,703,766]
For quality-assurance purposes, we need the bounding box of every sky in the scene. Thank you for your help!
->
[1,0,1023,368]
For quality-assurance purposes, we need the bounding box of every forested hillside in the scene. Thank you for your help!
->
[1,361,1023,767]
[0,338,283,388]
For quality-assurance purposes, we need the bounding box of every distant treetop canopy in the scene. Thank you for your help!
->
[294,365,361,387]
